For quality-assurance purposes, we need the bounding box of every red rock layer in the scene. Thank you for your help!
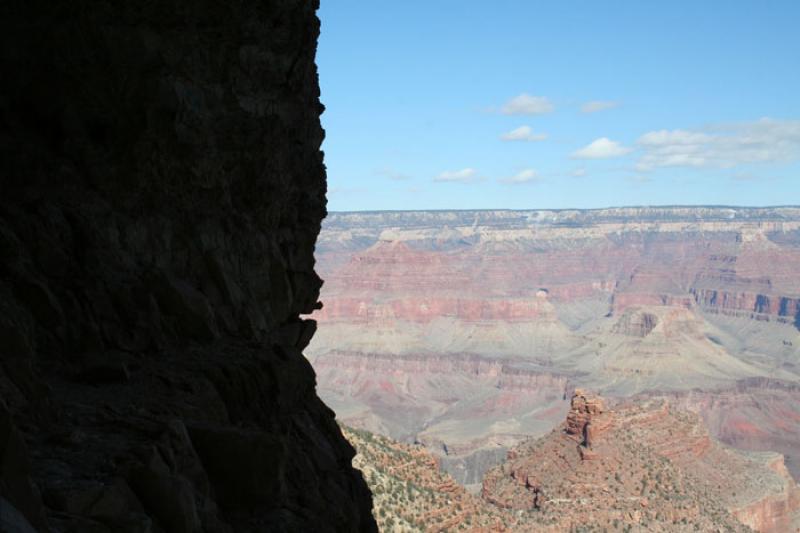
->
[481,393,800,532]
[315,213,800,329]
[315,296,557,323]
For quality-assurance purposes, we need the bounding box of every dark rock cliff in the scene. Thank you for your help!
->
[0,1,376,531]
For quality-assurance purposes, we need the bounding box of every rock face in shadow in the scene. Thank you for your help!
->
[0,1,376,531]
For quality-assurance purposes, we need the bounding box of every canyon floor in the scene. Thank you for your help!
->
[307,207,800,529]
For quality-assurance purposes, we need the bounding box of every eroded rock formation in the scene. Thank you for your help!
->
[0,1,375,531]
[482,394,800,532]
[564,389,606,444]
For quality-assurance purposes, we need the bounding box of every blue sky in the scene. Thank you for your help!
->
[317,1,800,211]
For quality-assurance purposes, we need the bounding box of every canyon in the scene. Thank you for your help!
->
[4,0,796,530]
[308,207,800,497]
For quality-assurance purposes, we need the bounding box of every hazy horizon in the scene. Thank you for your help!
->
[326,204,800,214]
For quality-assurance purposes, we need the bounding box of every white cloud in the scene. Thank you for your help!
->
[501,94,554,115]
[731,172,759,181]
[375,167,411,181]
[500,169,539,185]
[571,137,633,159]
[636,118,800,171]
[434,168,478,183]
[731,171,783,182]
[500,125,548,142]
[638,130,713,146]
[571,167,587,177]
[581,100,619,113]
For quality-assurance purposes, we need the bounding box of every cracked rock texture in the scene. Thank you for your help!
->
[0,0,376,531]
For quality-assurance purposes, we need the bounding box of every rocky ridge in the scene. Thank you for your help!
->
[343,393,800,532]
[482,392,800,532]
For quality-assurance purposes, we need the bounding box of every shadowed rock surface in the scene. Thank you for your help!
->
[0,1,375,531]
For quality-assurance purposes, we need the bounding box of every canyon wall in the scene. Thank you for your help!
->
[0,1,375,531]
[651,378,800,480]
[309,207,800,485]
